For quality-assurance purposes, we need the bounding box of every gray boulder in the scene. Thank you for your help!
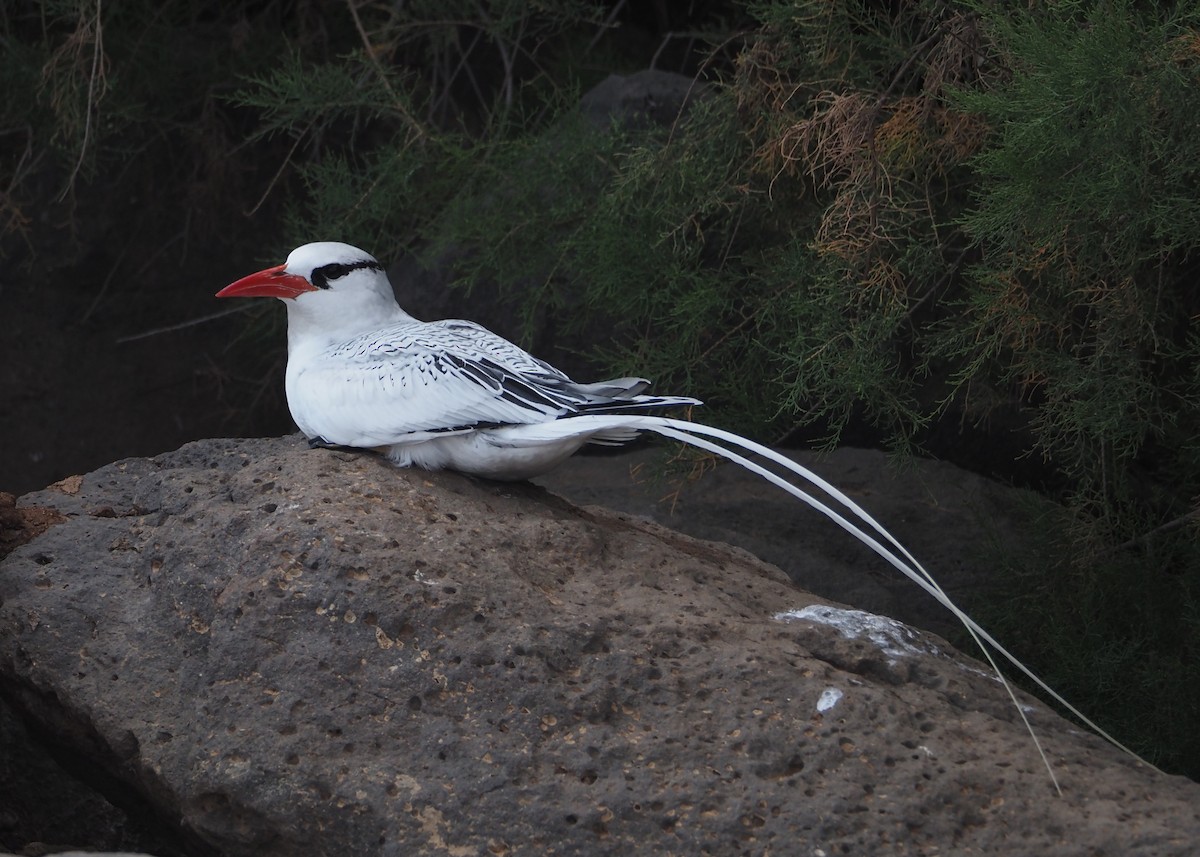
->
[1,436,1197,855]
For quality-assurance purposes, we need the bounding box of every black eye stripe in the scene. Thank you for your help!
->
[311,259,382,290]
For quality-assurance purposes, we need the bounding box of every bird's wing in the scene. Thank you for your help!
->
[291,320,592,447]
[428,320,572,382]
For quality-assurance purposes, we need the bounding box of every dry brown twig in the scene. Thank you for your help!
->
[46,0,109,202]
[345,0,425,140]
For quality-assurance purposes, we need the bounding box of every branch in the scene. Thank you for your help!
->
[345,0,425,140]
[58,0,107,202]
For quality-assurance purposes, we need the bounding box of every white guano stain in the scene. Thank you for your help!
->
[816,687,843,714]
[773,604,940,664]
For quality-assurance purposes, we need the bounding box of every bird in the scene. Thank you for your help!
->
[218,241,1143,787]
[216,241,701,480]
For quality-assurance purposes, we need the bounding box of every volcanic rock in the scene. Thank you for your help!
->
[1,436,1197,855]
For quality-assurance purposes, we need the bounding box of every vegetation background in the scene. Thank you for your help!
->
[2,0,1198,779]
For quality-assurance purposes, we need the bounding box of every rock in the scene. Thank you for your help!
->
[1,852,158,857]
[578,69,708,131]
[0,492,67,562]
[1,436,1198,856]
[534,446,1039,641]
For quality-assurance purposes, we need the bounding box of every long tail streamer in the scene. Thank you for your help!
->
[603,415,1154,792]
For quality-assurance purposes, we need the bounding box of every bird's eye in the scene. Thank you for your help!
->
[311,263,349,290]
[310,259,380,290]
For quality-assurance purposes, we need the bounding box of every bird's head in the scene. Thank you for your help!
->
[217,242,387,301]
[217,242,411,338]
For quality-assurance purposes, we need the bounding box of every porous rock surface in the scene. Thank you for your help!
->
[1,436,1198,856]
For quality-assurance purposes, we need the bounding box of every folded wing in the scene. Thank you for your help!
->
[289,319,698,447]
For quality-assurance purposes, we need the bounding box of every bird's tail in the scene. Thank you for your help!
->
[569,376,653,397]
[528,413,1151,789]
[561,391,702,444]
[546,374,701,409]
[577,393,703,416]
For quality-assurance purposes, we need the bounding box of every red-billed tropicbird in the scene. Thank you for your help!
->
[217,241,1143,786]
[218,241,701,480]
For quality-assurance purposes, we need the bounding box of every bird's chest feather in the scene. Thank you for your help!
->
[285,353,389,440]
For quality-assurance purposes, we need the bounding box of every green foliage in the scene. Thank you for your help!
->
[944,0,1200,518]
[431,91,799,436]
[427,109,632,333]
[0,0,300,256]
[223,1,622,262]
[234,52,408,139]
[971,497,1200,778]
